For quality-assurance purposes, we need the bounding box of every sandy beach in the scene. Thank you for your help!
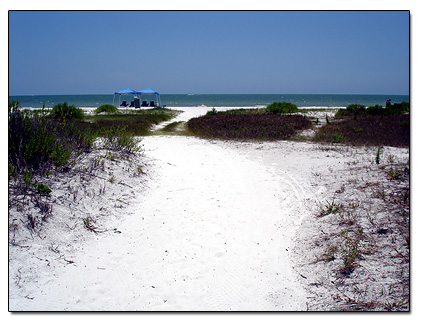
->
[8,106,409,311]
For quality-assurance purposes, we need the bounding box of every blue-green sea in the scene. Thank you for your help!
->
[9,94,409,109]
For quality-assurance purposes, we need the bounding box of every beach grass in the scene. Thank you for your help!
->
[313,114,409,147]
[311,157,409,310]
[160,121,184,132]
[8,101,164,230]
[84,107,180,136]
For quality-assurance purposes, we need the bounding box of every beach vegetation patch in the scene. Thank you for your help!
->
[375,146,383,164]
[308,154,409,310]
[82,216,101,234]
[339,229,371,276]
[332,132,345,143]
[31,182,52,195]
[8,101,94,177]
[160,121,184,132]
[101,126,142,154]
[335,102,409,117]
[205,107,264,116]
[387,169,402,180]
[8,100,99,229]
[50,102,85,120]
[313,114,409,147]
[265,102,298,114]
[322,245,339,262]
[95,104,118,114]
[85,107,179,136]
[187,113,312,141]
[317,199,342,217]
[8,100,147,235]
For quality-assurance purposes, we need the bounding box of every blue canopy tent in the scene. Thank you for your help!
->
[136,88,162,107]
[113,88,137,107]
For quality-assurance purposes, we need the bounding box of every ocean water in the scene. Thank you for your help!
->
[9,94,409,109]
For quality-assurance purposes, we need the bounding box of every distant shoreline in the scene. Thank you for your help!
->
[9,94,409,109]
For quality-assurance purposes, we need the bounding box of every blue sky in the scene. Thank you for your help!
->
[9,10,409,95]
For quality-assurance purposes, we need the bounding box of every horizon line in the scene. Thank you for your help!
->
[9,93,410,97]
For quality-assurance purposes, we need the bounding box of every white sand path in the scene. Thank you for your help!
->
[10,134,310,311]
[9,107,320,311]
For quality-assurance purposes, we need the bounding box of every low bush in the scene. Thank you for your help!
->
[206,108,219,116]
[206,108,264,116]
[8,101,93,176]
[50,102,85,120]
[188,113,312,140]
[85,108,177,136]
[95,104,118,114]
[266,101,298,114]
[336,102,409,117]
[161,121,183,132]
[387,101,409,114]
[8,100,150,235]
[313,114,409,147]
[366,105,384,115]
[101,126,142,154]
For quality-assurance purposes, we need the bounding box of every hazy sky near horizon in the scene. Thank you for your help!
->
[9,10,409,95]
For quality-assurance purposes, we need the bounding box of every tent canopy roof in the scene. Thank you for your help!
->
[136,88,159,95]
[114,88,136,95]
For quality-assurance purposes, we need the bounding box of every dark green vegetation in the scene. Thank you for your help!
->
[49,102,85,120]
[85,107,179,136]
[188,101,409,147]
[8,101,95,179]
[266,101,299,114]
[188,113,312,140]
[95,104,118,114]
[8,101,177,230]
[335,102,409,117]
[160,121,184,132]
[9,102,177,180]
[314,103,410,147]
[9,101,98,229]
[188,102,311,140]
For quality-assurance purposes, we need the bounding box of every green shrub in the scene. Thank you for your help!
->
[333,132,345,143]
[95,104,118,114]
[314,114,409,147]
[8,101,95,178]
[188,113,312,140]
[318,200,342,217]
[86,108,179,136]
[50,102,84,120]
[101,126,142,154]
[366,105,385,115]
[31,182,52,194]
[386,102,409,115]
[266,102,298,114]
[206,108,219,116]
[337,102,409,117]
[335,104,366,117]
[346,104,366,114]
